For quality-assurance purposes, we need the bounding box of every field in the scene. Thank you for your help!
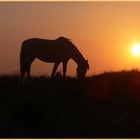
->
[1,70,140,138]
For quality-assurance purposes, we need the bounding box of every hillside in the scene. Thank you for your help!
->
[0,70,140,138]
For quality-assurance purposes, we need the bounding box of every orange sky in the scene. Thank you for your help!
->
[1,1,140,76]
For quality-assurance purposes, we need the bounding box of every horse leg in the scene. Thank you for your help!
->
[20,68,26,85]
[26,62,32,81]
[51,62,60,79]
[63,60,68,79]
[20,61,27,84]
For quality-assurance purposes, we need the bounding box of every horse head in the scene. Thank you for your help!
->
[77,60,89,79]
[57,37,90,79]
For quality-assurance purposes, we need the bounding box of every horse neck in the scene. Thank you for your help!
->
[71,50,86,67]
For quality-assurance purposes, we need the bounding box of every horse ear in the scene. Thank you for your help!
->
[86,59,90,69]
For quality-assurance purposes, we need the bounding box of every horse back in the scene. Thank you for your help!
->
[21,38,72,62]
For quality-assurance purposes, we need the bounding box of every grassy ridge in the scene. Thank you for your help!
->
[0,70,140,138]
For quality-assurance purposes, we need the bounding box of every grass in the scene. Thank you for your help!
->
[0,70,140,138]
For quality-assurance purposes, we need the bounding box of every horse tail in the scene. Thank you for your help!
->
[20,41,26,78]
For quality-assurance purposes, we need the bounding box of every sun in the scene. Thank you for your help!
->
[131,43,140,57]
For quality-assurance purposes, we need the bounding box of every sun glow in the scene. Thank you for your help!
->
[131,43,140,57]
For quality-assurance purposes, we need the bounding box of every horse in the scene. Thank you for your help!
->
[20,37,89,82]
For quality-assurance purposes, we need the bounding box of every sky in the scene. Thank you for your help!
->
[1,1,140,76]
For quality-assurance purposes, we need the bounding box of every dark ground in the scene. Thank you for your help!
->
[1,70,140,138]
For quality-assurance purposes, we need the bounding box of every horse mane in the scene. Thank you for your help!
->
[57,37,72,43]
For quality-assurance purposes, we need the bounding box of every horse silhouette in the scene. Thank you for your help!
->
[20,37,89,82]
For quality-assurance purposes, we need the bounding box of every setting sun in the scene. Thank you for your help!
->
[131,44,140,57]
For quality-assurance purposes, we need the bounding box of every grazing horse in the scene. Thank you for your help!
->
[20,37,89,82]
